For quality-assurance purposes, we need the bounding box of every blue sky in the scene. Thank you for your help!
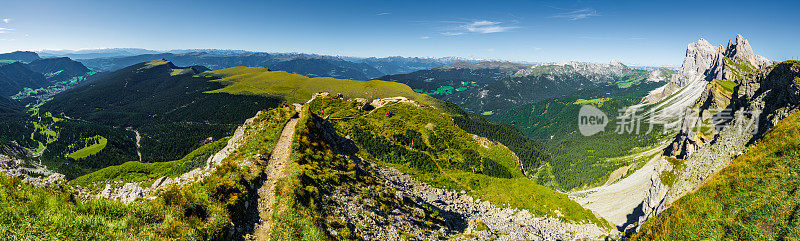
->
[1,0,798,66]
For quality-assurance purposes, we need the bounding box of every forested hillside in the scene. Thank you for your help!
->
[495,81,668,190]
[40,60,279,177]
[0,62,48,97]
[377,61,529,103]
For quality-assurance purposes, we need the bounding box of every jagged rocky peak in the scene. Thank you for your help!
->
[724,34,771,68]
[705,34,772,81]
[647,35,771,105]
[677,38,720,84]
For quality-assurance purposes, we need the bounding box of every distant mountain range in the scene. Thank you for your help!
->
[37,48,162,59]
[75,52,385,80]
[34,49,545,78]
[0,51,42,63]
[380,59,670,116]
[342,56,493,75]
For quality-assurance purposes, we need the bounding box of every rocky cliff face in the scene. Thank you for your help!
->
[635,61,800,231]
[706,34,773,81]
[667,61,800,201]
[645,35,771,105]
[664,35,770,159]
[633,35,792,231]
[676,38,719,86]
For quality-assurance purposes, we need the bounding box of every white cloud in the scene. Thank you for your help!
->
[0,27,13,34]
[420,36,430,39]
[2,19,9,24]
[551,8,600,20]
[441,32,464,36]
[376,12,390,16]
[462,20,518,34]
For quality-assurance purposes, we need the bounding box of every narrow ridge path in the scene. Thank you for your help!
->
[246,107,301,241]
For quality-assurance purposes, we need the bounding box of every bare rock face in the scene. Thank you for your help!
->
[637,61,800,231]
[705,34,773,81]
[98,182,144,204]
[664,35,771,158]
[677,38,720,86]
[645,34,770,105]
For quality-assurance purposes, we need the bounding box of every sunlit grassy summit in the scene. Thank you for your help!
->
[201,66,436,105]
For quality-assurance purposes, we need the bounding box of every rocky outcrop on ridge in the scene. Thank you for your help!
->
[0,154,64,187]
[91,110,264,203]
[366,161,614,240]
[705,34,773,81]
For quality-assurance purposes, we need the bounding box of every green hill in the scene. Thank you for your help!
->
[0,62,48,97]
[39,60,279,178]
[201,66,434,105]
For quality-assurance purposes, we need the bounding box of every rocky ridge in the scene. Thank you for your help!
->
[666,61,800,202]
[366,161,614,240]
[0,154,65,187]
[633,35,798,232]
[89,110,264,203]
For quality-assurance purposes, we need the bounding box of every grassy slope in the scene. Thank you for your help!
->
[65,136,107,160]
[0,106,296,240]
[307,96,608,226]
[633,112,800,240]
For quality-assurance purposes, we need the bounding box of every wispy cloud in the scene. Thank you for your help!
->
[462,20,518,34]
[441,32,464,36]
[420,36,430,39]
[551,8,600,20]
[0,27,14,34]
[376,12,390,16]
[2,19,9,24]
